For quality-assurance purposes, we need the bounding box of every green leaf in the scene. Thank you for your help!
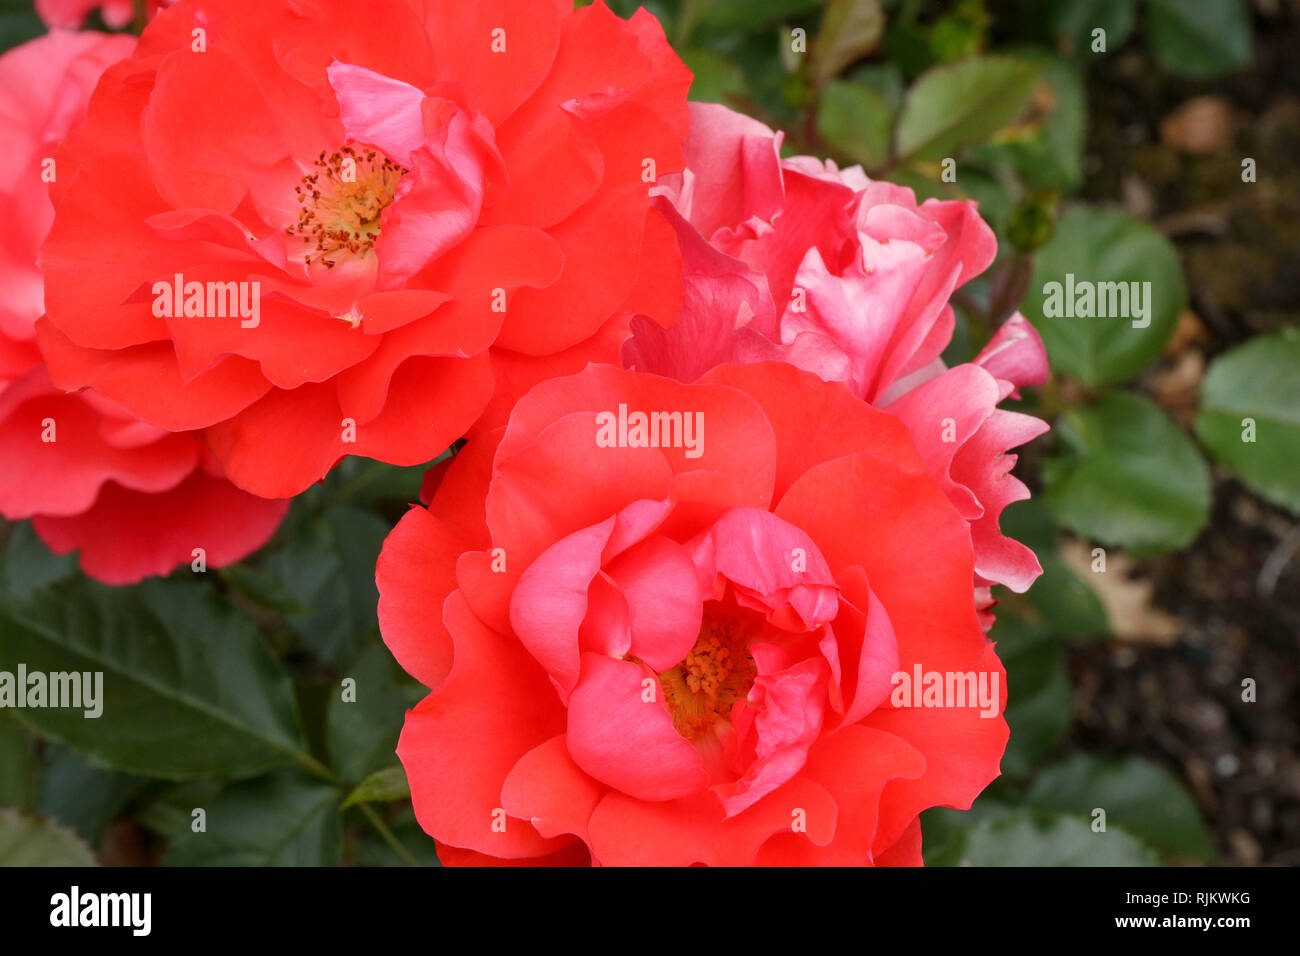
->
[353,804,441,867]
[817,80,892,168]
[937,809,1160,865]
[921,796,1015,865]
[219,562,306,614]
[811,0,884,88]
[1026,754,1214,861]
[700,0,824,33]
[992,616,1071,776]
[846,62,904,111]
[3,522,78,600]
[681,47,747,104]
[895,55,1040,160]
[1196,327,1300,514]
[341,766,410,809]
[131,781,224,839]
[971,55,1087,192]
[165,771,341,866]
[287,455,436,515]
[1000,499,1109,638]
[727,31,803,125]
[261,505,390,668]
[0,0,45,51]
[1044,393,1211,556]
[39,746,148,846]
[0,713,37,808]
[928,0,989,63]
[999,498,1058,555]
[954,167,1012,234]
[327,641,422,784]
[0,808,97,866]
[1023,207,1186,386]
[882,18,937,81]
[1027,552,1110,638]
[1146,0,1252,79]
[0,576,311,780]
[1050,0,1135,56]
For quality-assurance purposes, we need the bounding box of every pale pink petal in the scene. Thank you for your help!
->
[327,61,428,165]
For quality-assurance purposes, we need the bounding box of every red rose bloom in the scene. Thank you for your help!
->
[378,364,1008,865]
[0,29,285,585]
[37,0,690,497]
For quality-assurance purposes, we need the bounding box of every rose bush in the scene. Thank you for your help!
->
[624,103,1050,626]
[36,0,690,498]
[0,28,286,585]
[378,363,1007,865]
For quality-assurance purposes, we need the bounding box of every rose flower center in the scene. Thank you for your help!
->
[287,145,408,268]
[657,607,757,741]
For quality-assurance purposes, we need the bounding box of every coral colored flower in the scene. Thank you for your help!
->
[0,30,286,584]
[623,103,1049,625]
[378,364,1008,866]
[37,0,690,498]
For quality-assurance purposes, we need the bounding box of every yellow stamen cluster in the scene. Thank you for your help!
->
[658,613,756,741]
[286,145,407,269]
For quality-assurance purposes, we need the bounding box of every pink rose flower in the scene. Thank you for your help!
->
[34,0,174,30]
[624,103,1050,626]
